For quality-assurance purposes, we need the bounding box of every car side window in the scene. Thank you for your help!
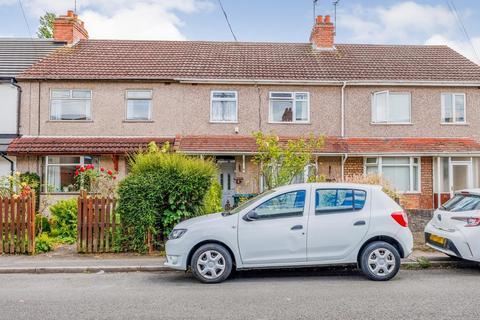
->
[254,190,306,219]
[315,189,366,214]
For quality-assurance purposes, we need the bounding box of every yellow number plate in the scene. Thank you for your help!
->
[429,234,445,245]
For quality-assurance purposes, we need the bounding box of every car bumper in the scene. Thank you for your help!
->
[164,240,188,271]
[424,222,480,262]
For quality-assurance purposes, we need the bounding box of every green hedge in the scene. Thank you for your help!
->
[117,144,218,253]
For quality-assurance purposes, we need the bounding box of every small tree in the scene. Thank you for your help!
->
[252,132,324,190]
[37,12,56,38]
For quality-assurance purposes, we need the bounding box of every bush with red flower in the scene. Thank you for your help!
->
[75,164,118,196]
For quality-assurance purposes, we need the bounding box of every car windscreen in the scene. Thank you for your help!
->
[227,190,275,215]
[441,194,480,212]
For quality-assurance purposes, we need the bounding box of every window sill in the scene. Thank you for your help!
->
[209,121,238,124]
[123,120,154,123]
[370,122,413,126]
[47,120,93,123]
[268,121,311,125]
[397,191,421,195]
[440,122,468,126]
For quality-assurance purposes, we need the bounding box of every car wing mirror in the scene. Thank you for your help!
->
[243,210,258,222]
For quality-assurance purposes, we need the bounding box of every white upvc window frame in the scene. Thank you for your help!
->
[210,90,238,123]
[49,89,92,121]
[44,155,98,193]
[364,156,421,193]
[125,89,153,121]
[441,93,466,124]
[268,91,310,124]
[371,91,411,124]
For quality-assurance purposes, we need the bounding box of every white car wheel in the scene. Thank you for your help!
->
[360,241,401,281]
[191,244,232,283]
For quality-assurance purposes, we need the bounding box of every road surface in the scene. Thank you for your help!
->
[0,267,479,319]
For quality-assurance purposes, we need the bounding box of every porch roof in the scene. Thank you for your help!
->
[7,135,480,156]
[7,136,174,155]
[176,135,480,155]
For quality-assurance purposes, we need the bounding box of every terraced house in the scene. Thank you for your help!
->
[7,11,480,209]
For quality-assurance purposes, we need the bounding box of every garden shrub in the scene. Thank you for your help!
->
[35,213,51,235]
[35,232,56,253]
[49,198,78,244]
[117,142,217,253]
[20,172,40,210]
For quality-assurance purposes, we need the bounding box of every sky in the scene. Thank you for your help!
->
[1,0,480,63]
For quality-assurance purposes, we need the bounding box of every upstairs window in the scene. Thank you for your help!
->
[210,91,237,122]
[50,89,91,121]
[441,93,465,124]
[269,92,309,123]
[126,90,152,121]
[372,91,411,124]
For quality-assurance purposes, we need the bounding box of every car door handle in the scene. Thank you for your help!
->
[353,220,366,226]
[291,225,303,230]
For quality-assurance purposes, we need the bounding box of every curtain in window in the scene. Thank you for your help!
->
[382,166,410,191]
[47,166,61,192]
[373,92,388,122]
[212,101,236,121]
[389,94,410,122]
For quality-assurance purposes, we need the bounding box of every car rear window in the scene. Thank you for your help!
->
[315,189,366,214]
[441,194,480,212]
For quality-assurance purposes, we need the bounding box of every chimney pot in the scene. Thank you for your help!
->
[67,10,74,17]
[316,15,323,24]
[324,15,331,24]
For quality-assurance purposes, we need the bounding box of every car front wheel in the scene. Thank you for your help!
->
[360,241,401,281]
[191,244,232,283]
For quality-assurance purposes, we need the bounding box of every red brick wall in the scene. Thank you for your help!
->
[310,15,334,49]
[343,157,363,178]
[400,157,434,210]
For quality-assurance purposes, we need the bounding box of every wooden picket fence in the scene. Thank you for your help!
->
[0,192,36,254]
[77,191,119,253]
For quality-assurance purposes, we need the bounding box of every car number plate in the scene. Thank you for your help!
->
[429,234,445,245]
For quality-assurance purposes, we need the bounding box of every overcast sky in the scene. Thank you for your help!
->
[1,0,479,63]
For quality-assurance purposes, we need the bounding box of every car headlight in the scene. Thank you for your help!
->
[168,229,187,240]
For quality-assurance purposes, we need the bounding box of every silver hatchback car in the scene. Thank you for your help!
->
[165,183,413,283]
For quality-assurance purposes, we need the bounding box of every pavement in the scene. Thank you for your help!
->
[1,268,480,319]
[0,250,477,274]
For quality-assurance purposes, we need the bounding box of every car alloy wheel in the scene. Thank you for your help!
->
[196,250,226,280]
[367,248,396,277]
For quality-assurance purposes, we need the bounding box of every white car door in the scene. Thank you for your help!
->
[238,188,309,265]
[306,187,371,262]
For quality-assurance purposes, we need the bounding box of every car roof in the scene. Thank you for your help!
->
[456,189,480,196]
[274,182,381,191]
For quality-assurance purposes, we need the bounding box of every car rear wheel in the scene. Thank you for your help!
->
[191,244,232,283]
[360,241,401,281]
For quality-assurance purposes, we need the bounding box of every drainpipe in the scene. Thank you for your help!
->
[10,79,22,136]
[1,153,15,175]
[341,81,347,137]
[341,153,348,182]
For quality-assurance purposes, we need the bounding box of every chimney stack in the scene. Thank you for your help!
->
[53,10,89,44]
[310,15,335,50]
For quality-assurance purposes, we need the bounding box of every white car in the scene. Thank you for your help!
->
[425,189,480,262]
[165,183,413,283]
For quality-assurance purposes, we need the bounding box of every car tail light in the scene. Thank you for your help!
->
[451,217,480,227]
[391,211,408,227]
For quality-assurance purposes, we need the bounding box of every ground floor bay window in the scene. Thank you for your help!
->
[44,156,99,193]
[364,157,420,193]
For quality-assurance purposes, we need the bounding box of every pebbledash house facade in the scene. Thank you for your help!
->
[7,11,480,209]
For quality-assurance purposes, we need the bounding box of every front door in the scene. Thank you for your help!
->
[307,188,370,262]
[238,189,309,265]
[218,161,235,208]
